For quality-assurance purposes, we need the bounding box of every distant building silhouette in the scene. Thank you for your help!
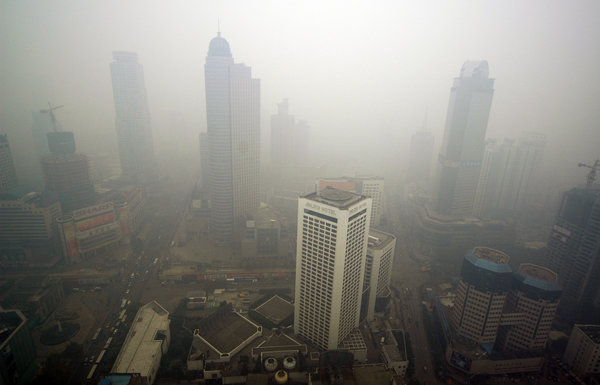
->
[548,187,600,324]
[204,33,260,245]
[0,133,18,194]
[407,126,434,186]
[294,187,371,350]
[270,99,309,172]
[110,51,156,183]
[41,132,94,213]
[435,61,494,217]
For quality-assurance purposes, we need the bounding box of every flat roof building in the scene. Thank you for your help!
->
[294,187,372,350]
[111,301,170,385]
[363,229,396,321]
[0,310,37,385]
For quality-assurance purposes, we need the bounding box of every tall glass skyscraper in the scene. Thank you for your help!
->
[435,61,494,217]
[110,51,156,183]
[205,33,260,245]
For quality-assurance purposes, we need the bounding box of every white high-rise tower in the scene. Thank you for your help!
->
[294,187,371,350]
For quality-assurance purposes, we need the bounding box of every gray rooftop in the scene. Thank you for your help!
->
[302,187,366,209]
[368,229,395,250]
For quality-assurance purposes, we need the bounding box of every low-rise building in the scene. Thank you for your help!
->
[111,301,170,385]
[564,324,600,377]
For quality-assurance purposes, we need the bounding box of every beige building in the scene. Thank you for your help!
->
[563,325,600,377]
[451,247,512,345]
[363,229,396,321]
[294,187,371,350]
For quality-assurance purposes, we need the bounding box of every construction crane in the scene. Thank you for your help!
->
[578,160,600,192]
[40,102,64,132]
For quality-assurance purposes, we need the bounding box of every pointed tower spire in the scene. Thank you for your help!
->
[217,17,221,37]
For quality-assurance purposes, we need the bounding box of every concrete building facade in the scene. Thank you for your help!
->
[204,33,260,245]
[548,187,600,324]
[294,187,371,350]
[0,134,18,194]
[363,229,396,321]
[563,324,600,377]
[110,51,156,183]
[435,61,494,217]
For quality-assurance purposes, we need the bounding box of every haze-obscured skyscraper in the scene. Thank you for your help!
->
[110,51,156,183]
[270,99,309,172]
[548,187,600,324]
[0,133,18,194]
[407,128,434,185]
[41,132,94,213]
[204,33,260,245]
[294,187,371,350]
[435,61,494,217]
[473,139,514,218]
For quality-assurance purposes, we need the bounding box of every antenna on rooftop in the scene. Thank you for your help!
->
[217,17,221,37]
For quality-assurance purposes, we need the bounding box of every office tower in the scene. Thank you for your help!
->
[563,325,600,377]
[199,132,209,191]
[497,132,546,212]
[435,61,494,217]
[496,264,561,352]
[0,133,18,193]
[548,187,600,323]
[407,130,434,185]
[317,176,384,227]
[41,132,94,213]
[363,229,396,321]
[473,139,514,217]
[270,99,309,171]
[205,33,260,245]
[294,187,371,350]
[451,247,512,345]
[31,111,55,158]
[110,51,156,183]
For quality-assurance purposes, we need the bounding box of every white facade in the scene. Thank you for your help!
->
[294,187,371,350]
[364,229,396,321]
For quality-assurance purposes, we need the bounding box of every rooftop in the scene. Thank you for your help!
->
[460,60,489,78]
[577,325,600,344]
[471,247,510,264]
[195,309,260,354]
[111,301,170,376]
[254,295,294,325]
[353,365,393,385]
[302,187,366,209]
[367,229,395,250]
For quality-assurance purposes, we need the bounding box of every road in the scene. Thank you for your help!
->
[71,182,190,384]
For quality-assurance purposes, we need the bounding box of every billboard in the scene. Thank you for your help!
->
[61,220,79,258]
[75,212,115,232]
[73,202,114,221]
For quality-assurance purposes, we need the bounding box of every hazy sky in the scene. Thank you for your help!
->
[1,0,599,188]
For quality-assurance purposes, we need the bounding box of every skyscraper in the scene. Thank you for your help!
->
[41,132,94,213]
[110,51,156,183]
[435,61,494,217]
[205,33,260,245]
[270,99,309,171]
[407,127,434,185]
[473,139,514,218]
[0,133,18,194]
[363,229,396,321]
[294,187,371,350]
[317,176,384,227]
[548,187,600,323]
